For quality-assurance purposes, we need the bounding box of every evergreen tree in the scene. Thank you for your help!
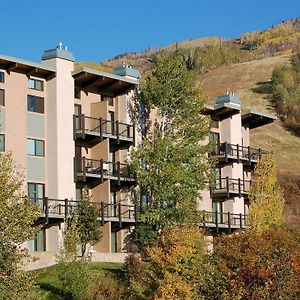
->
[247,152,285,233]
[131,53,211,244]
[76,188,102,256]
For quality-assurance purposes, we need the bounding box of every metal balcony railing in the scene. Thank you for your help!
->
[211,142,267,165]
[75,157,135,184]
[200,210,246,232]
[211,177,251,198]
[74,114,135,144]
[34,197,138,226]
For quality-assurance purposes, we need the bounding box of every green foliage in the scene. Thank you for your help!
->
[0,152,43,299]
[131,53,212,242]
[212,228,300,299]
[271,53,300,135]
[75,188,102,256]
[57,260,91,300]
[247,153,285,233]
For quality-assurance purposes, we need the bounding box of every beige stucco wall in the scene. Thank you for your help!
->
[43,58,75,200]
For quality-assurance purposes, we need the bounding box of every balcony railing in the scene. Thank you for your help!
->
[211,142,267,165]
[75,157,136,185]
[74,114,135,145]
[34,197,138,226]
[200,210,246,232]
[211,177,251,198]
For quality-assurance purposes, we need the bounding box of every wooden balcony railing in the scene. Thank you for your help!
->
[75,157,135,185]
[211,142,267,165]
[211,177,251,198]
[74,114,135,144]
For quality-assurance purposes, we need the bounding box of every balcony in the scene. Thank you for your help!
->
[35,198,138,227]
[74,114,135,149]
[211,177,251,199]
[74,157,136,187]
[200,210,246,233]
[211,142,267,169]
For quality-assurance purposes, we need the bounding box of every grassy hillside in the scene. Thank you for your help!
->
[201,55,300,184]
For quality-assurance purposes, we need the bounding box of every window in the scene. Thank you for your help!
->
[28,182,45,202]
[0,72,4,83]
[74,104,82,130]
[0,134,4,151]
[209,132,220,155]
[27,138,45,156]
[29,229,45,252]
[111,231,118,253]
[27,95,44,113]
[0,89,4,106]
[211,120,219,129]
[28,78,44,91]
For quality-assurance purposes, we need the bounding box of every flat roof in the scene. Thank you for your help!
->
[202,103,240,121]
[72,67,138,97]
[242,109,277,129]
[0,54,56,80]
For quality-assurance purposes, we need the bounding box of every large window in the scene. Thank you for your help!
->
[0,134,4,151]
[0,89,4,106]
[27,95,44,113]
[28,78,44,91]
[0,72,4,83]
[27,138,45,156]
[28,182,44,202]
[29,229,45,252]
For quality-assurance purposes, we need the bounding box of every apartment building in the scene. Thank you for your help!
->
[0,46,139,261]
[200,94,276,232]
[0,46,276,265]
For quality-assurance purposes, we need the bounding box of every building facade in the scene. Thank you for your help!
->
[0,46,276,265]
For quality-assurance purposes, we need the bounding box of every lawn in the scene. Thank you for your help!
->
[32,262,124,300]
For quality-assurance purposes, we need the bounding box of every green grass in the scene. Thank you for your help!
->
[32,262,124,300]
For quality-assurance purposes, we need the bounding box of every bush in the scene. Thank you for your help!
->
[57,260,91,300]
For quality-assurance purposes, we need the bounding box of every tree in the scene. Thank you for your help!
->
[75,187,102,257]
[131,52,212,244]
[0,152,42,299]
[125,226,209,300]
[247,152,285,233]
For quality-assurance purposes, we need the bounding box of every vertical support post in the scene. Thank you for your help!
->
[118,202,122,228]
[64,198,69,219]
[82,157,86,182]
[215,210,219,233]
[240,213,243,229]
[127,124,130,138]
[238,178,241,197]
[73,157,77,183]
[228,212,231,233]
[81,114,85,139]
[248,146,251,166]
[133,124,136,145]
[99,117,103,141]
[100,159,104,183]
[237,144,240,163]
[224,142,228,162]
[73,115,76,140]
[226,176,229,198]
[44,197,49,224]
[101,202,104,226]
[116,120,120,145]
[117,161,121,186]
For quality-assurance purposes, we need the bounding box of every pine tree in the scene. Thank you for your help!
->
[247,152,285,233]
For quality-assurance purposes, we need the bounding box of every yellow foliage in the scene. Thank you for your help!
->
[247,153,285,233]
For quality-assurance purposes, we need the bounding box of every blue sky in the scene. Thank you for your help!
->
[1,0,299,63]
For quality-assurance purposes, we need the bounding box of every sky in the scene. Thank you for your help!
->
[1,0,299,63]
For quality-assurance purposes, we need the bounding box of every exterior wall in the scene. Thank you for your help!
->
[43,57,75,200]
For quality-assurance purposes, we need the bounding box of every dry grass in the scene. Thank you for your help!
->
[200,55,300,182]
